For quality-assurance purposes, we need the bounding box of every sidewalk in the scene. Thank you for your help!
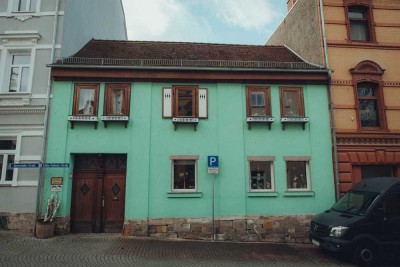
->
[0,230,367,266]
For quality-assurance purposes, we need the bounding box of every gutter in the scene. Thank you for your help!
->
[35,0,60,225]
[319,0,340,200]
[48,64,330,74]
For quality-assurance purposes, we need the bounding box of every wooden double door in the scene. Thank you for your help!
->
[71,170,126,233]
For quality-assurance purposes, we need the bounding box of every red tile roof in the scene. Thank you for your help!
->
[55,39,324,70]
[73,39,300,61]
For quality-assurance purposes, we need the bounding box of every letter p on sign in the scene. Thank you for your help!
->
[208,156,219,168]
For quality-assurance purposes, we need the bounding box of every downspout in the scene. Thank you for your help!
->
[35,0,60,223]
[319,0,340,200]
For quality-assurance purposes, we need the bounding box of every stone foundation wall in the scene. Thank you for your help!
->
[0,212,35,232]
[54,216,70,235]
[123,215,314,243]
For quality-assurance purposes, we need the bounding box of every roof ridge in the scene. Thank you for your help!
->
[90,39,287,48]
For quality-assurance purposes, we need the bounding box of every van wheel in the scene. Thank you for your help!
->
[353,242,379,266]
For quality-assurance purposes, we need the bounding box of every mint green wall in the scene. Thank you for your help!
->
[44,81,335,219]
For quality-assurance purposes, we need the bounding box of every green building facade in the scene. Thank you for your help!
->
[42,40,335,242]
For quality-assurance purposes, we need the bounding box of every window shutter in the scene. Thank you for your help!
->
[163,88,172,118]
[198,88,208,118]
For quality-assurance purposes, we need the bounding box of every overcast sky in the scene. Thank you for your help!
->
[122,0,287,45]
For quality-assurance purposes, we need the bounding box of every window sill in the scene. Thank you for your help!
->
[283,191,314,197]
[7,12,37,22]
[248,192,278,197]
[101,115,129,128]
[246,116,274,130]
[68,115,98,129]
[280,116,309,130]
[0,93,31,106]
[167,192,202,198]
[172,117,199,131]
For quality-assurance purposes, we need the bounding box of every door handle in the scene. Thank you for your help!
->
[102,195,105,208]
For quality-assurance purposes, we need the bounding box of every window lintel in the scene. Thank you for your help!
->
[170,155,199,160]
[247,156,275,161]
[284,156,311,161]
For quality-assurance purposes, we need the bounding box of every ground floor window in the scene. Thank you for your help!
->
[361,165,396,179]
[170,156,198,192]
[0,137,18,184]
[248,156,275,191]
[285,158,311,191]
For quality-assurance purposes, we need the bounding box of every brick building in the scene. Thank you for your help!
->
[268,0,400,196]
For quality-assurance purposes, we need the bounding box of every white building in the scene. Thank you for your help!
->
[0,0,126,231]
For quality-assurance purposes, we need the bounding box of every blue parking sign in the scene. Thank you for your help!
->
[208,156,219,168]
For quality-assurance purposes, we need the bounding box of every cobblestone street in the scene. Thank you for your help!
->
[0,230,362,267]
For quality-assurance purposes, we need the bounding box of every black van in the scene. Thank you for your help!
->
[309,177,400,266]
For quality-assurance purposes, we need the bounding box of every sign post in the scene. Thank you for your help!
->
[208,156,219,241]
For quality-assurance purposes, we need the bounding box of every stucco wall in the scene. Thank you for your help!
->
[44,81,335,222]
[61,0,127,57]
[266,0,324,66]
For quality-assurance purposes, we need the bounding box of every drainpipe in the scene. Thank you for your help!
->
[35,0,60,223]
[319,0,340,200]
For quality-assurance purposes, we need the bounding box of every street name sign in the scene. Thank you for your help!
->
[42,163,70,168]
[10,163,40,168]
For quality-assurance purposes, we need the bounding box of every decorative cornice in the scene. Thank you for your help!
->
[0,31,41,46]
[350,60,385,76]
[0,106,45,115]
[327,41,400,50]
[337,133,400,146]
[332,80,352,86]
[332,80,400,87]
[384,81,400,87]
[12,14,33,22]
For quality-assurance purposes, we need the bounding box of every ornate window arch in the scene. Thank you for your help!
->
[344,0,375,42]
[350,61,386,130]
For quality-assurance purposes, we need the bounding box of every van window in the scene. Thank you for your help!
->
[384,194,400,219]
[332,191,379,215]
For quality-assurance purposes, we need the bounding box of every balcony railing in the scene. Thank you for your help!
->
[55,57,322,70]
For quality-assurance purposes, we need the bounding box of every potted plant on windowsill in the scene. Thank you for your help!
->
[35,194,60,239]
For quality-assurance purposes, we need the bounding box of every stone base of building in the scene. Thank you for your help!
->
[0,212,70,236]
[123,215,314,243]
[54,216,70,235]
[0,212,35,232]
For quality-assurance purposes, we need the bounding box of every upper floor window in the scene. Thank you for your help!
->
[104,84,131,116]
[8,54,30,93]
[357,82,380,128]
[11,0,37,12]
[246,86,271,117]
[0,137,18,185]
[175,86,196,117]
[73,84,100,116]
[347,5,372,42]
[350,61,385,131]
[280,87,305,117]
[162,86,208,119]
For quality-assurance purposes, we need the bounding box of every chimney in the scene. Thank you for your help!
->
[287,0,298,12]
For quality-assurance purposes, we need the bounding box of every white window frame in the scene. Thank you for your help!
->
[0,132,21,186]
[0,31,39,97]
[8,54,31,93]
[248,156,275,192]
[284,156,312,192]
[170,155,199,193]
[8,0,40,14]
